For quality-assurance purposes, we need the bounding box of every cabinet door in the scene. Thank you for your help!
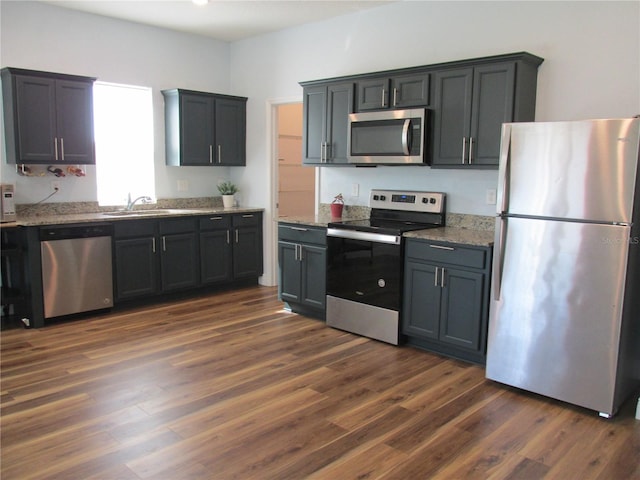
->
[14,75,57,163]
[439,267,485,351]
[278,241,301,303]
[302,85,327,164]
[432,68,473,166]
[356,78,389,111]
[180,93,214,165]
[114,237,158,300]
[325,82,353,164]
[233,224,263,279]
[200,229,232,284]
[469,62,515,166]
[402,260,441,340]
[215,98,246,166]
[300,244,326,309]
[160,232,198,291]
[390,73,430,108]
[55,80,95,164]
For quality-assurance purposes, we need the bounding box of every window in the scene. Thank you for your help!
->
[93,82,154,206]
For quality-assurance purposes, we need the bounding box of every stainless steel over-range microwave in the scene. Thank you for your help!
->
[347,108,428,165]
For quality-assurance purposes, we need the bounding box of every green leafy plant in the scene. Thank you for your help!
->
[217,181,238,195]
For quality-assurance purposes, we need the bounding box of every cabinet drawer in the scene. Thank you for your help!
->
[406,239,487,269]
[233,212,261,227]
[278,224,326,246]
[114,219,157,238]
[199,215,231,231]
[160,217,197,235]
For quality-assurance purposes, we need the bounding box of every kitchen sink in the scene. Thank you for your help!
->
[103,209,172,216]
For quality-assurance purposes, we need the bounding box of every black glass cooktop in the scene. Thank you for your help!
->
[328,218,441,235]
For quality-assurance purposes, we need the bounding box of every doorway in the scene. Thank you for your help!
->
[276,103,315,218]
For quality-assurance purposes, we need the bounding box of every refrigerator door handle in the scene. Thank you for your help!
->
[492,216,507,301]
[497,124,512,215]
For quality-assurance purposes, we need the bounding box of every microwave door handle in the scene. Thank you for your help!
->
[401,119,411,155]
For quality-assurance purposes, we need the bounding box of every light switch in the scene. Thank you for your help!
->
[486,188,497,205]
[351,183,359,197]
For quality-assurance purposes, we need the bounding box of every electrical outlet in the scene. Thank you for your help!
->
[177,179,189,192]
[51,181,61,192]
[351,183,359,197]
[486,188,497,205]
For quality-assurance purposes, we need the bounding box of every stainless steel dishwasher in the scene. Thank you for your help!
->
[40,224,114,319]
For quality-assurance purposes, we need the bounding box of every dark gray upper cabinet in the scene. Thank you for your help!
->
[301,82,353,165]
[1,68,96,165]
[432,55,543,168]
[356,72,430,111]
[162,89,247,166]
[300,52,542,168]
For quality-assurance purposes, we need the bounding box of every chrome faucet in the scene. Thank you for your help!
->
[126,193,152,211]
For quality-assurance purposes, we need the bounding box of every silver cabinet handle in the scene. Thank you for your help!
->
[235,229,239,243]
[440,268,446,288]
[162,236,166,251]
[298,244,303,261]
[381,89,386,108]
[434,267,440,287]
[60,138,65,161]
[152,237,156,253]
[209,145,213,164]
[429,244,455,250]
[393,87,398,107]
[54,138,59,161]
[468,137,474,165]
[289,226,308,232]
[226,230,230,245]
[462,137,467,164]
[218,144,222,164]
[242,214,254,218]
[320,142,326,163]
[210,216,223,220]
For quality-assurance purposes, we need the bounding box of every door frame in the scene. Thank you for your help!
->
[266,97,320,286]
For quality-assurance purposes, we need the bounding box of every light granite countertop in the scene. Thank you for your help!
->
[279,210,495,247]
[404,227,494,247]
[2,207,264,228]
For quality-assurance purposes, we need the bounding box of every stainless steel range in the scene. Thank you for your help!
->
[326,189,446,344]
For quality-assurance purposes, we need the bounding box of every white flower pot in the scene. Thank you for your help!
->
[222,194,235,208]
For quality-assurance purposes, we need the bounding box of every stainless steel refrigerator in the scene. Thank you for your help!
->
[486,117,640,417]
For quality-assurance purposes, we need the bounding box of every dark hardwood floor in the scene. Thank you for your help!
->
[1,285,638,479]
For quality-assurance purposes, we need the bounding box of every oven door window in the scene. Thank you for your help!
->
[327,236,401,311]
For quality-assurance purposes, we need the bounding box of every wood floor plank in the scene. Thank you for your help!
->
[2,285,638,479]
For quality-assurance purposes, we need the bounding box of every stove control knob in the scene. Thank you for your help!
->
[373,195,379,200]
[422,197,430,204]
[430,198,437,204]
[380,195,386,201]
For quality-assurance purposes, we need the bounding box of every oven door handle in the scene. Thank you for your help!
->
[327,228,401,245]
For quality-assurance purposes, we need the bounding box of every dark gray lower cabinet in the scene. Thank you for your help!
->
[402,238,492,364]
[278,223,326,318]
[114,212,262,302]
[159,218,199,292]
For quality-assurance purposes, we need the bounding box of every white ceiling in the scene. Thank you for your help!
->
[39,0,396,42]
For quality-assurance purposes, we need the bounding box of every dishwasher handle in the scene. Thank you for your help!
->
[40,223,114,241]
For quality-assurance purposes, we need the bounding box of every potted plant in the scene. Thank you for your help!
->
[330,193,344,218]
[218,181,238,208]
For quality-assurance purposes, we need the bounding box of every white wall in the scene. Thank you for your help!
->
[230,0,639,284]
[0,1,234,204]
